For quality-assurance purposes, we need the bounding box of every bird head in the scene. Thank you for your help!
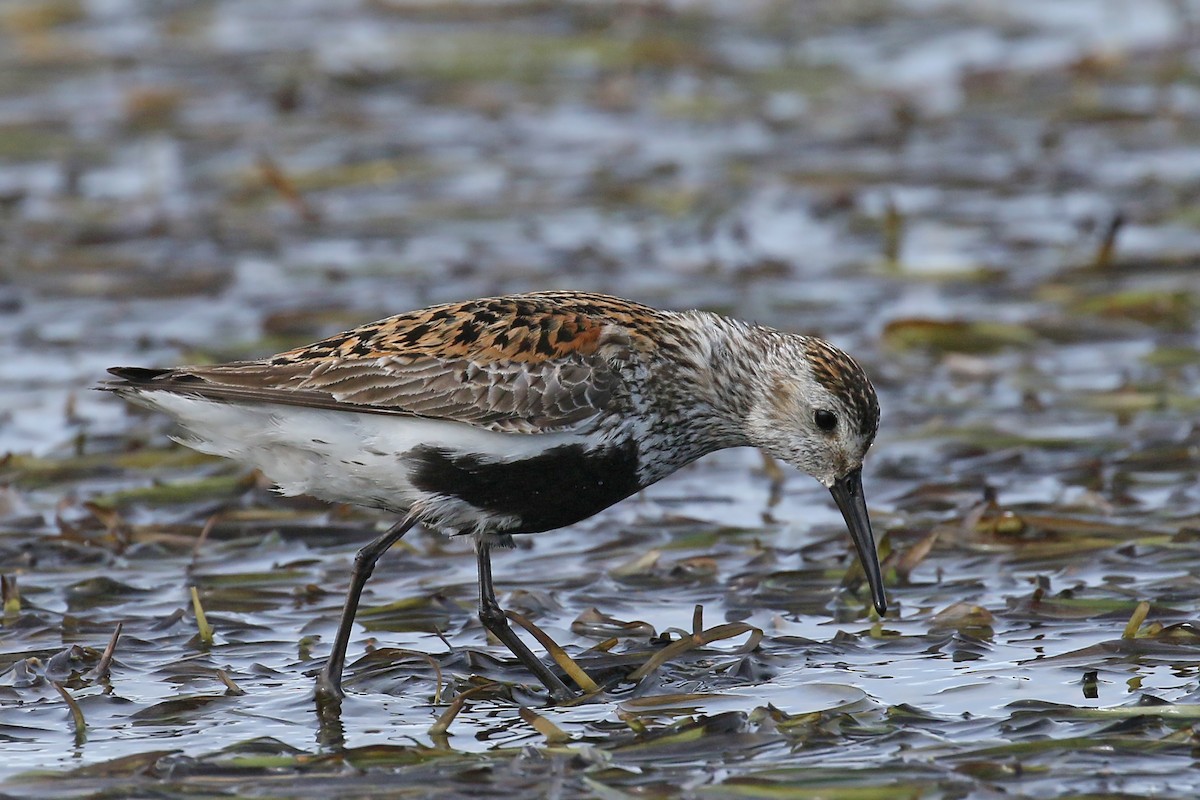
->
[743,335,886,614]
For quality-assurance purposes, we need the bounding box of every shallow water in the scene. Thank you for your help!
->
[3,1,1200,797]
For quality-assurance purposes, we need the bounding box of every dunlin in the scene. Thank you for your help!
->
[105,291,884,701]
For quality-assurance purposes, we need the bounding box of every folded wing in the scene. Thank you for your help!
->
[106,293,654,435]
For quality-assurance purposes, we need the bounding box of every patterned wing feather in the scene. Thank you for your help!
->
[107,293,663,434]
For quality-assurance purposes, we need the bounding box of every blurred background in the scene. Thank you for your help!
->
[2,1,1200,797]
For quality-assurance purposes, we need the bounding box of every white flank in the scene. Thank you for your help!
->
[119,390,587,533]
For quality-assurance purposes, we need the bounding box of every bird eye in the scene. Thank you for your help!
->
[814,409,838,432]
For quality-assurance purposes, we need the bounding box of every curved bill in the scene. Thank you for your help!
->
[829,468,887,614]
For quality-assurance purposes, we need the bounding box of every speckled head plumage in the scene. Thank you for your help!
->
[693,322,881,492]
[803,338,880,444]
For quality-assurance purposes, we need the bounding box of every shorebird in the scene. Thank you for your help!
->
[104,291,885,701]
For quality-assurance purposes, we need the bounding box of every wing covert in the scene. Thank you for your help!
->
[110,348,629,434]
[107,292,663,433]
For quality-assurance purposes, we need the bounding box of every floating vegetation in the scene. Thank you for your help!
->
[881,318,1038,354]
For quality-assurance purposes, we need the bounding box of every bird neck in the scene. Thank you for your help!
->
[655,310,773,451]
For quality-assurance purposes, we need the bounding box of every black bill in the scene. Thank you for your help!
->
[829,468,887,614]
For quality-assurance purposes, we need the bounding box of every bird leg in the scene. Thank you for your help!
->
[475,538,574,701]
[316,514,418,701]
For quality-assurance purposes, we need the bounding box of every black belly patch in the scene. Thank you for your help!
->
[409,441,641,534]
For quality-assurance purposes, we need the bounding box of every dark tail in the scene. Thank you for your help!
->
[106,366,175,384]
